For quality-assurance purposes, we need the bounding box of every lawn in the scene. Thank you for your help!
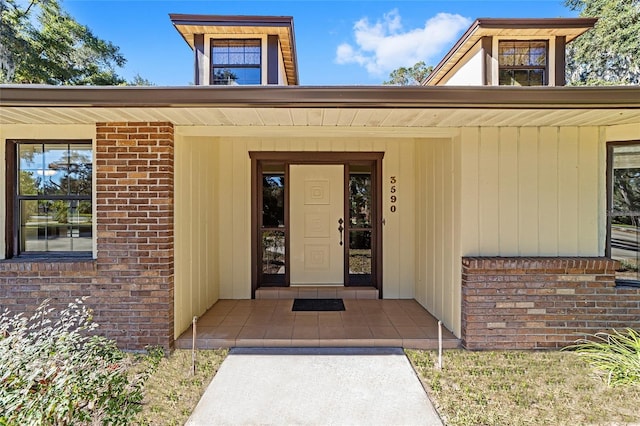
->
[134,348,639,425]
[136,349,227,426]
[407,349,640,426]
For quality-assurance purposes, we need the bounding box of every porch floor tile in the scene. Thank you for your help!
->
[175,299,460,350]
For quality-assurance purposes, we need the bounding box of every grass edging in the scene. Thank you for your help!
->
[406,349,640,426]
[136,349,228,426]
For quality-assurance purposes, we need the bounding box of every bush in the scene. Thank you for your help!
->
[565,328,640,387]
[0,298,163,425]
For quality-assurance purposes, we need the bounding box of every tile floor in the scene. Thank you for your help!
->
[175,299,460,350]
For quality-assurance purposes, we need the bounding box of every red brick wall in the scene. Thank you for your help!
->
[462,257,640,350]
[0,122,174,351]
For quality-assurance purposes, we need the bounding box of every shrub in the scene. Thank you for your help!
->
[565,328,640,387]
[0,298,163,425]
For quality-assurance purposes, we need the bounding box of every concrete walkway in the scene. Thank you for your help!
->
[186,347,443,426]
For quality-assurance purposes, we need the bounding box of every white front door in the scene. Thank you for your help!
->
[289,164,344,285]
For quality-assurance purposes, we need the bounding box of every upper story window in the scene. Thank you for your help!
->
[607,142,640,285]
[498,40,547,86]
[211,39,261,85]
[6,140,93,257]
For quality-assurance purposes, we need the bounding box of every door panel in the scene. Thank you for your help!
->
[290,165,344,285]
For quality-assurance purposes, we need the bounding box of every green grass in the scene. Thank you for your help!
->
[407,349,640,426]
[135,349,228,426]
[565,328,640,386]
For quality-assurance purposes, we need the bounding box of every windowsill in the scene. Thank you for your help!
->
[0,254,95,263]
[615,279,640,288]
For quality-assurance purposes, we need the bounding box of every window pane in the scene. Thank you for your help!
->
[611,216,639,282]
[262,173,285,227]
[68,144,92,195]
[42,144,69,195]
[349,230,371,275]
[211,39,261,85]
[20,200,92,253]
[262,231,285,274]
[18,144,43,195]
[611,145,640,282]
[349,168,372,228]
[212,67,261,85]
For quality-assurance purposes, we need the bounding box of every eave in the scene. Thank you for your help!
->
[424,17,598,86]
[1,85,639,131]
[169,14,299,85]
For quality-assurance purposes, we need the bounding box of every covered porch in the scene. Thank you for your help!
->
[175,297,460,350]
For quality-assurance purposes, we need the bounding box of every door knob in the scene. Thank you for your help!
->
[338,218,344,246]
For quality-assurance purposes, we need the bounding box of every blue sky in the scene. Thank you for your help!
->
[64,0,577,86]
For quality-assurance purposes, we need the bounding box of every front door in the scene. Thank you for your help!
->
[289,164,344,285]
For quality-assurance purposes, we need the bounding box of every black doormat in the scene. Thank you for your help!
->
[292,298,345,312]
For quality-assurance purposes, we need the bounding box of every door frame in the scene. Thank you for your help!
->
[249,151,384,298]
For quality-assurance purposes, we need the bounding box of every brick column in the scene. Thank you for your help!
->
[95,122,174,350]
[462,257,640,350]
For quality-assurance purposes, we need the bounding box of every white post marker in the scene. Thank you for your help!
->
[437,320,443,370]
[192,316,198,375]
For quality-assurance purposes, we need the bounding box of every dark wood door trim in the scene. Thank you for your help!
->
[249,151,384,298]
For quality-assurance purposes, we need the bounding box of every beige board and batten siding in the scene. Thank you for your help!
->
[0,124,97,259]
[460,126,602,257]
[182,135,418,301]
[174,135,220,338]
[414,137,462,338]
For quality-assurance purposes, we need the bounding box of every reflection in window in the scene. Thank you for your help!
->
[16,141,93,255]
[349,164,373,284]
[349,171,371,227]
[498,40,547,86]
[610,144,640,283]
[211,39,261,85]
[349,230,371,275]
[262,231,285,275]
[260,163,285,283]
[262,173,284,227]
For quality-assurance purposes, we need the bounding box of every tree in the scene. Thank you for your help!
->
[383,61,434,85]
[128,73,155,86]
[565,0,640,85]
[0,0,127,85]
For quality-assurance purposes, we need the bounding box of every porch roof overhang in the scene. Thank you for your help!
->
[1,85,639,131]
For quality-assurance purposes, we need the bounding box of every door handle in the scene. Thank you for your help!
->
[338,218,344,246]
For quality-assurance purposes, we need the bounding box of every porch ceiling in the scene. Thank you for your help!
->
[1,85,639,129]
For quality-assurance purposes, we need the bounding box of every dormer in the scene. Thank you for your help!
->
[423,18,597,87]
[170,14,299,86]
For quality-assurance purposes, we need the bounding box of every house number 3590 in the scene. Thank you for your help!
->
[390,176,397,213]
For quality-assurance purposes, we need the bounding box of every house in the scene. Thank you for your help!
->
[1,15,639,351]
[423,18,597,86]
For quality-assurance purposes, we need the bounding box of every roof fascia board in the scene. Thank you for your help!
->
[1,86,639,109]
[423,17,598,85]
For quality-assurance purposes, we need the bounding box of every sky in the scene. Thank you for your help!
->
[63,0,578,86]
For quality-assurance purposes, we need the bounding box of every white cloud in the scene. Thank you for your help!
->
[335,9,471,76]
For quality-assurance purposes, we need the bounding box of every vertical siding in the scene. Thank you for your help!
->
[460,126,602,257]
[174,136,220,338]
[414,138,461,337]
[212,136,416,300]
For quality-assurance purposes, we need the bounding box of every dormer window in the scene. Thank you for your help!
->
[211,39,261,85]
[498,40,548,86]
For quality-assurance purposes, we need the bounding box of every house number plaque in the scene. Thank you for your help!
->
[390,176,397,213]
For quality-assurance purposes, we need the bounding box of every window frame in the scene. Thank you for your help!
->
[606,140,640,286]
[5,139,94,259]
[497,39,549,86]
[210,38,262,85]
